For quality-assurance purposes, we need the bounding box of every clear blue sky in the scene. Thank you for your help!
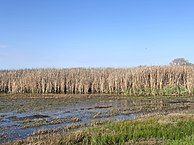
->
[0,0,194,69]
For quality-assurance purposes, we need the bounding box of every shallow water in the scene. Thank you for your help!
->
[0,95,193,143]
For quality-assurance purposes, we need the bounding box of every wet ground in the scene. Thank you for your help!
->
[0,95,194,143]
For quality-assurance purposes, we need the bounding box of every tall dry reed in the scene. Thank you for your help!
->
[0,66,193,96]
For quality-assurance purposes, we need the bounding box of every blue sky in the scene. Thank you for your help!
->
[0,0,194,69]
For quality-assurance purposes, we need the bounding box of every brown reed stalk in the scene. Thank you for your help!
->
[0,66,193,96]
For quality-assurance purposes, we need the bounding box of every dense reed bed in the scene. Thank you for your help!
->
[0,66,194,96]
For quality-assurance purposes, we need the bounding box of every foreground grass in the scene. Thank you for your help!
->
[5,113,194,145]
[80,114,194,145]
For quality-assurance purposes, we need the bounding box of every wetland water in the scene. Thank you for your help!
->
[0,95,193,143]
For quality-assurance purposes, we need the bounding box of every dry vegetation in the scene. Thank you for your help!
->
[0,66,194,96]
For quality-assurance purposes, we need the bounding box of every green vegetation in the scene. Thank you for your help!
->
[6,114,194,145]
[123,85,190,96]
[71,115,194,145]
[0,66,194,96]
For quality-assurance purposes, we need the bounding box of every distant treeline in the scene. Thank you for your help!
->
[0,66,194,96]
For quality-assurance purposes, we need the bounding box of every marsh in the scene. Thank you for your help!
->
[0,95,193,143]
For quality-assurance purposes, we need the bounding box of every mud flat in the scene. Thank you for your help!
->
[0,95,194,143]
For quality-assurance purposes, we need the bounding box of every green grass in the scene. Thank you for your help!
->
[123,86,191,96]
[77,117,194,145]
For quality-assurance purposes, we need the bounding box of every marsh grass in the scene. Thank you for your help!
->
[81,119,194,145]
[4,114,194,145]
[20,116,81,128]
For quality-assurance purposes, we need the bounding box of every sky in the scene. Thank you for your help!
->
[0,0,194,69]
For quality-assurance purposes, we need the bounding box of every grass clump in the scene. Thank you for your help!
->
[81,118,194,144]
[20,116,81,128]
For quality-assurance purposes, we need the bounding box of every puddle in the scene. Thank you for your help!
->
[0,96,193,143]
